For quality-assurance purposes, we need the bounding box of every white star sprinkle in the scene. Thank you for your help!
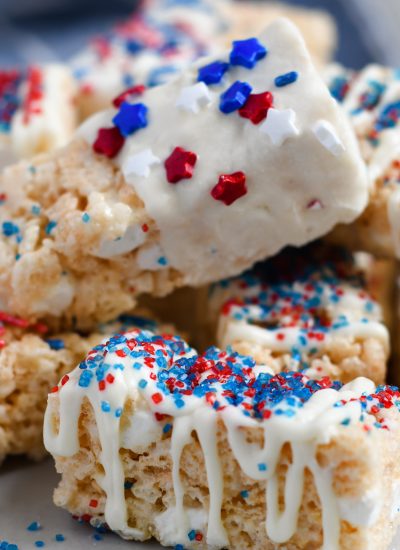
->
[312,120,345,156]
[122,149,161,179]
[175,82,212,114]
[259,108,299,146]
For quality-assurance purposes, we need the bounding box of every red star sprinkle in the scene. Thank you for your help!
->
[211,172,247,205]
[93,127,125,158]
[239,91,274,124]
[164,146,197,183]
[112,84,146,108]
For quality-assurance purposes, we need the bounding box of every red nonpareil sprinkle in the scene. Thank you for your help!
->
[211,172,247,206]
[99,380,106,391]
[81,514,92,523]
[113,85,146,108]
[239,91,273,124]
[152,392,163,404]
[276,333,285,341]
[89,499,98,508]
[0,311,30,328]
[61,375,69,386]
[93,127,125,158]
[195,533,203,542]
[22,66,43,125]
[106,373,115,384]
[164,146,197,183]
[50,386,59,393]
[155,412,167,421]
[141,223,149,232]
[115,349,127,358]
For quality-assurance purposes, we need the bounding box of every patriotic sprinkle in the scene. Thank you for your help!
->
[219,81,252,114]
[93,127,125,158]
[164,146,197,183]
[274,71,298,88]
[239,91,274,124]
[229,38,267,69]
[197,61,229,85]
[211,172,247,206]
[112,102,148,136]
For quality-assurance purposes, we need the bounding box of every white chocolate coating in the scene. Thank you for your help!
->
[79,19,367,286]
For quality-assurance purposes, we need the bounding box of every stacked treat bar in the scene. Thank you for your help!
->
[2,1,400,549]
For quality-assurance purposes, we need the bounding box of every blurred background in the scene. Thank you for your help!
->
[0,0,399,69]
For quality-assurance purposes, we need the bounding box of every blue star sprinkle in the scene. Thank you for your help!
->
[219,81,252,114]
[275,71,299,88]
[197,60,229,85]
[112,103,148,136]
[230,38,267,69]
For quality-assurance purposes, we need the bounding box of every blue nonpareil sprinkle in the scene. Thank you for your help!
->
[46,338,65,351]
[45,220,57,235]
[31,205,41,215]
[115,407,123,418]
[187,530,196,541]
[34,543,45,548]
[197,60,229,85]
[138,379,148,389]
[158,256,168,266]
[257,463,267,472]
[275,71,298,87]
[82,212,91,223]
[219,81,252,114]
[113,103,148,136]
[54,534,65,542]
[2,221,19,237]
[124,480,134,489]
[240,490,249,498]
[230,37,267,69]
[27,521,41,532]
[101,401,111,413]
[163,423,172,433]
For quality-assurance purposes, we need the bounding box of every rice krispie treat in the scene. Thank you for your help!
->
[73,0,336,119]
[0,20,367,329]
[209,244,390,384]
[0,65,77,165]
[45,329,400,550]
[324,64,400,259]
[0,310,174,464]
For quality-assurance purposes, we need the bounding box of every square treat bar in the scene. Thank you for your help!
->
[73,0,336,119]
[209,244,390,384]
[0,310,174,463]
[0,64,77,165]
[45,329,400,550]
[0,20,367,329]
[325,64,400,259]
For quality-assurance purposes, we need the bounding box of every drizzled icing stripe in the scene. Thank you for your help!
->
[44,329,399,549]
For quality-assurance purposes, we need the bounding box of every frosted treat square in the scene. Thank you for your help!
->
[0,65,78,166]
[45,330,400,550]
[0,310,174,464]
[0,20,367,327]
[325,64,400,259]
[209,243,390,384]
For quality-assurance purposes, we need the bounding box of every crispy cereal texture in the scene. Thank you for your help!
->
[52,400,400,550]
